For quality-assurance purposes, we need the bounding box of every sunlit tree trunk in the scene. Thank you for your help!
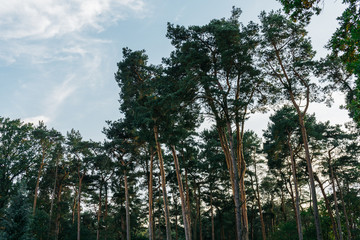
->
[153,125,172,240]
[171,145,191,240]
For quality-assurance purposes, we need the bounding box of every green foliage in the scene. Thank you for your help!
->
[1,183,34,240]
[269,220,298,240]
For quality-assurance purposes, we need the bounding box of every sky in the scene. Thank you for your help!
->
[0,0,350,141]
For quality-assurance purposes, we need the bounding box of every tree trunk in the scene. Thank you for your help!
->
[124,169,131,240]
[48,157,59,240]
[334,175,352,240]
[314,175,339,240]
[254,161,266,240]
[149,150,154,240]
[104,183,109,240]
[175,201,179,240]
[297,116,323,240]
[198,184,203,240]
[72,186,77,224]
[171,145,191,240]
[210,189,215,240]
[77,173,83,240]
[121,213,126,240]
[153,126,172,240]
[224,122,242,240]
[236,121,248,239]
[287,136,303,240]
[33,150,45,216]
[182,151,192,236]
[328,150,343,240]
[55,183,63,240]
[97,181,103,240]
[274,42,322,240]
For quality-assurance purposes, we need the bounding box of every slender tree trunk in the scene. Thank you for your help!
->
[121,214,126,240]
[250,205,255,240]
[171,145,191,240]
[33,150,45,216]
[287,178,301,239]
[298,116,322,240]
[183,152,192,236]
[149,150,154,240]
[334,175,352,240]
[153,125,172,240]
[210,189,215,240]
[72,186,77,224]
[104,183,108,240]
[55,183,63,240]
[124,169,131,240]
[77,174,83,240]
[97,182,103,240]
[198,184,203,240]
[175,212,178,240]
[287,136,303,240]
[314,175,339,240]
[48,157,59,240]
[236,121,249,239]
[239,153,248,240]
[328,150,343,240]
[225,122,242,240]
[274,43,322,239]
[254,162,266,240]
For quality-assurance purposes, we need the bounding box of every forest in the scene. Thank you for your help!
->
[0,1,359,240]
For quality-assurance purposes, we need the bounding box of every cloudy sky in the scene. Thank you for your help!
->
[0,0,349,141]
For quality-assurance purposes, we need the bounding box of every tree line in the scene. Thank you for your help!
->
[1,2,359,240]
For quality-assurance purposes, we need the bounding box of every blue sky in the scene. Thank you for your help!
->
[0,0,349,141]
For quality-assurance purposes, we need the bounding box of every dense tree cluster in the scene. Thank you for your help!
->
[1,4,359,240]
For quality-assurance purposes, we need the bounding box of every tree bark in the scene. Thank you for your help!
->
[55,183,63,240]
[33,149,46,216]
[273,42,322,240]
[254,161,266,240]
[104,183,109,240]
[124,169,131,240]
[198,184,203,240]
[97,181,103,240]
[149,150,154,240]
[287,136,303,240]
[328,150,343,240]
[171,145,191,240]
[77,172,84,240]
[210,189,215,240]
[297,114,322,240]
[153,125,172,240]
[314,175,339,240]
[48,156,59,240]
[334,174,352,240]
[182,150,192,236]
[221,122,243,240]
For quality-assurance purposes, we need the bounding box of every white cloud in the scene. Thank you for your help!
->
[23,115,51,125]
[0,0,147,40]
[49,76,78,112]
